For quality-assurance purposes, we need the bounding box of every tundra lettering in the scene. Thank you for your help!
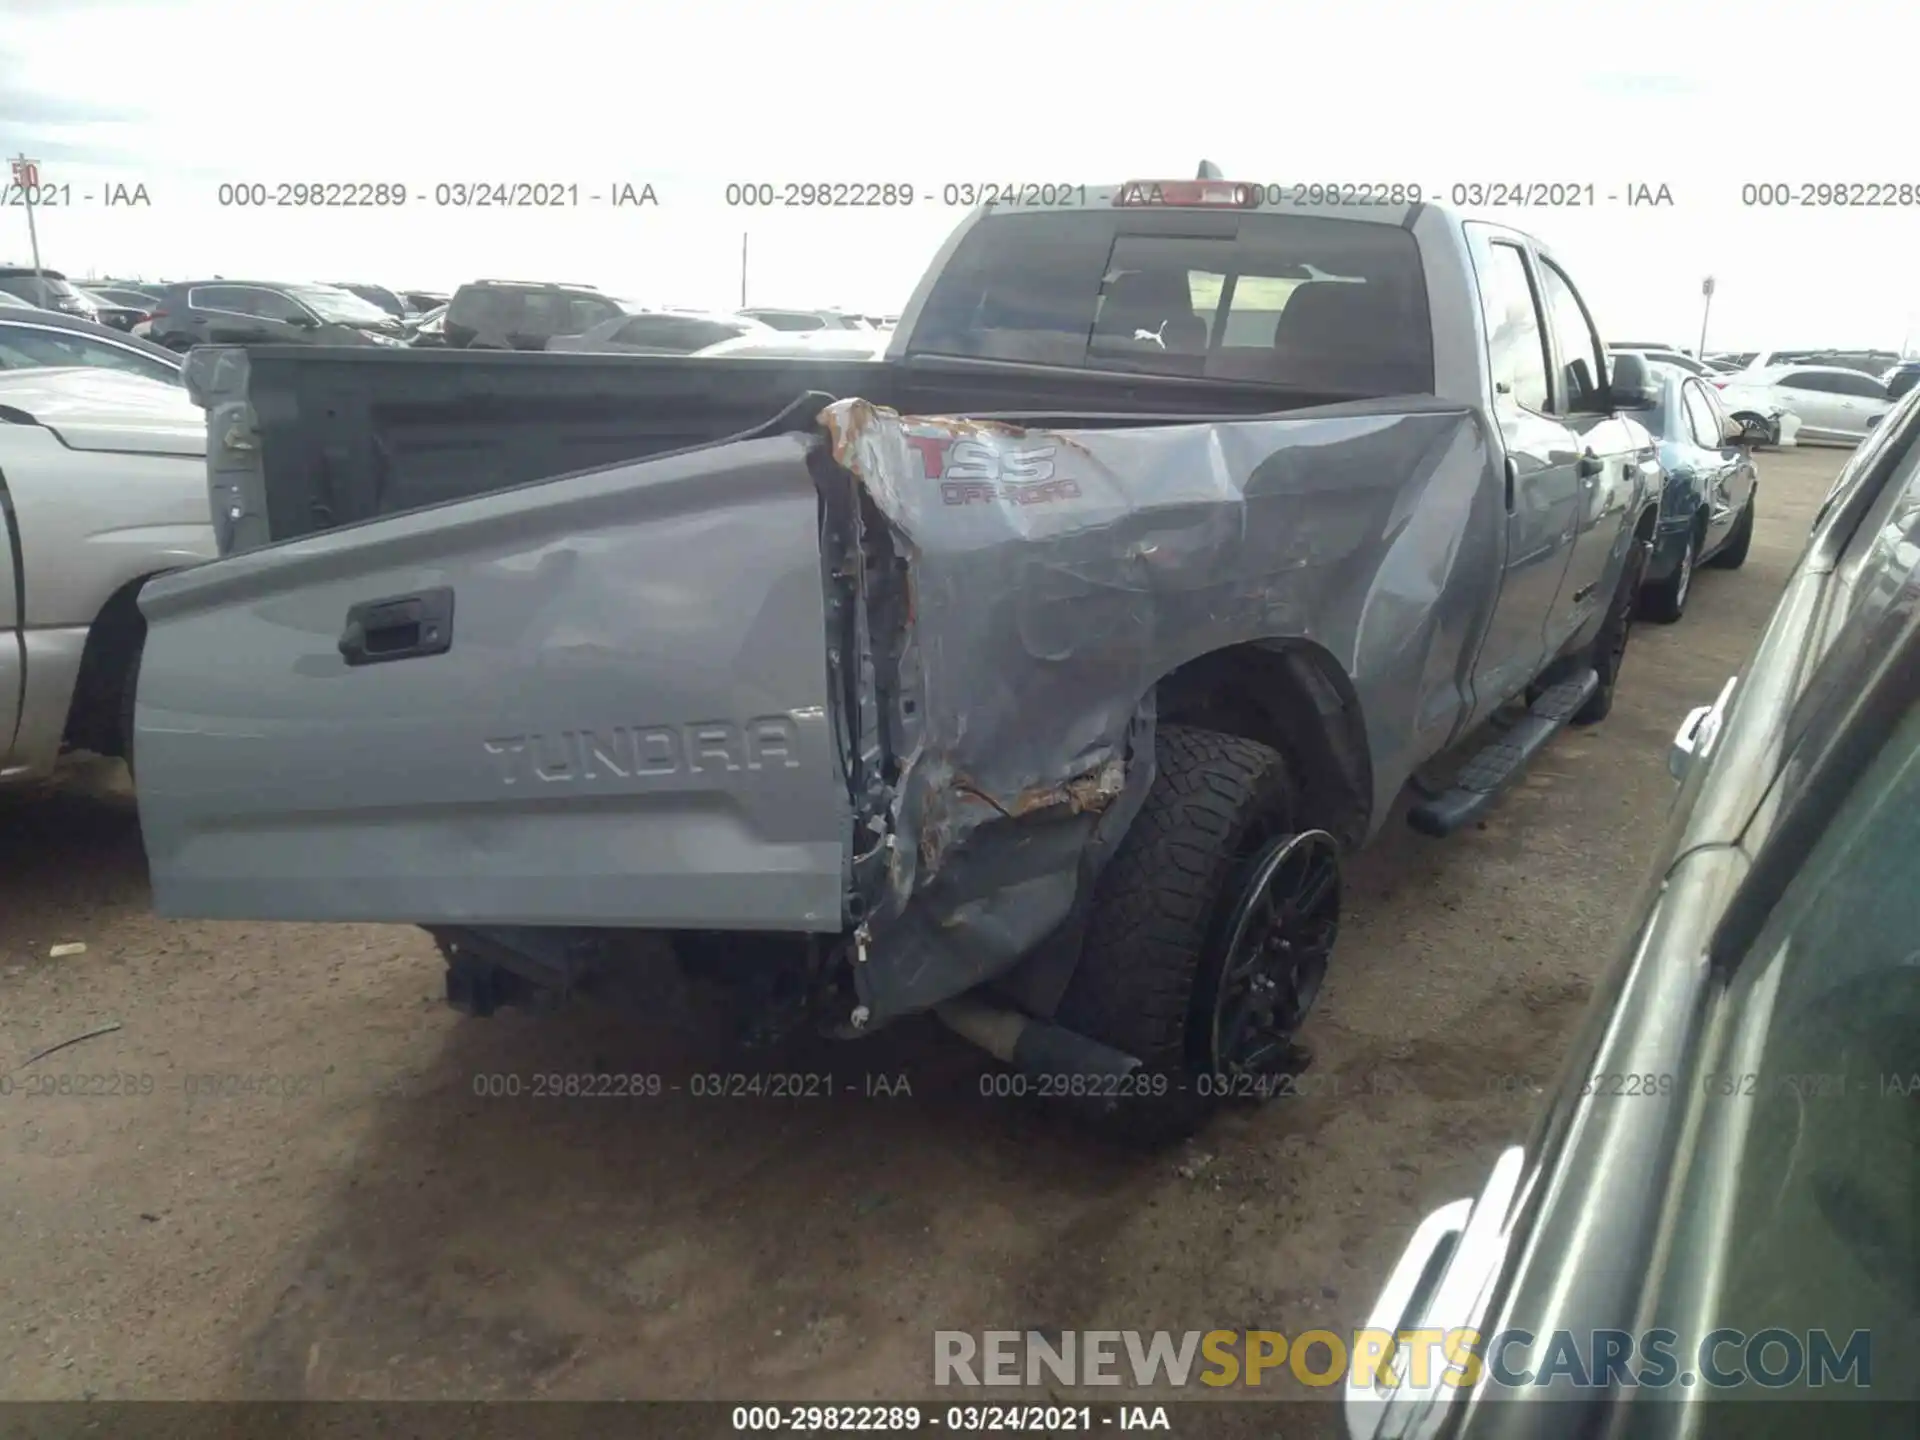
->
[482,717,803,785]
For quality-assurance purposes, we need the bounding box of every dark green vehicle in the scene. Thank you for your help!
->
[1349,383,1920,1437]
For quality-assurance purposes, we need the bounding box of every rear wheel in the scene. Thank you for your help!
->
[1709,490,1755,570]
[1640,527,1698,624]
[1575,536,1651,726]
[1055,725,1339,1144]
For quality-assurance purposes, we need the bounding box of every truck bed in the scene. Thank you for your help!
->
[183,345,1362,553]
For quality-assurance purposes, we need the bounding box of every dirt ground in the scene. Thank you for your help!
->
[0,447,1843,1405]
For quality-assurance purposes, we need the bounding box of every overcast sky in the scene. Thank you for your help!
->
[3,0,1916,351]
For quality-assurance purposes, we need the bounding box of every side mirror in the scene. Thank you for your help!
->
[1721,417,1748,445]
[1607,351,1662,411]
[286,313,319,329]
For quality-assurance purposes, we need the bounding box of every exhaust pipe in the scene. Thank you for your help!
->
[935,995,1143,1092]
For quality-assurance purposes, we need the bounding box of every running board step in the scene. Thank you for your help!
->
[1407,669,1600,838]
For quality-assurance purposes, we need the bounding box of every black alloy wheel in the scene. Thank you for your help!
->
[1198,829,1341,1080]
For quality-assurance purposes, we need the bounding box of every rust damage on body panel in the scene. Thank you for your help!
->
[819,398,1135,880]
[815,395,1162,1028]
[952,758,1128,820]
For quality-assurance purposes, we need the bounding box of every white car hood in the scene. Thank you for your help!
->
[0,367,204,457]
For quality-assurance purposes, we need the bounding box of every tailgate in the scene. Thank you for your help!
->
[134,433,850,930]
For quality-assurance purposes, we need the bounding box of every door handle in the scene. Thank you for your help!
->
[338,587,455,666]
[1576,451,1605,479]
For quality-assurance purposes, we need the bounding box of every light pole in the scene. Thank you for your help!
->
[1698,275,1715,358]
[10,155,44,278]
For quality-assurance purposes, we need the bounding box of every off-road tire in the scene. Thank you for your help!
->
[1709,491,1755,570]
[1640,526,1698,625]
[1575,537,1651,726]
[1054,725,1302,1145]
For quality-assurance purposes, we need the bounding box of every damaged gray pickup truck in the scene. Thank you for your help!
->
[136,179,1663,1140]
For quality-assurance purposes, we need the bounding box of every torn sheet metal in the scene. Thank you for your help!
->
[819,395,1502,1022]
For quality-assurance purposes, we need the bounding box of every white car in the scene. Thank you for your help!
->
[692,328,891,360]
[1726,363,1893,445]
[547,308,777,355]
[1616,348,1800,447]
[0,368,215,784]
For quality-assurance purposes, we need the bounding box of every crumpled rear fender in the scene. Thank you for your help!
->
[816,394,1501,1025]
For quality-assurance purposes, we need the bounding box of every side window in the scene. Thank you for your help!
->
[1476,241,1552,413]
[1707,701,1920,1377]
[1836,372,1889,399]
[611,316,695,348]
[681,319,749,350]
[1682,381,1723,448]
[1537,259,1608,413]
[190,285,248,313]
[610,318,665,346]
[1781,371,1834,393]
[246,289,308,323]
[569,296,616,332]
[0,325,177,382]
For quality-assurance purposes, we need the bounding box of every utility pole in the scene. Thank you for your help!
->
[740,232,748,308]
[10,155,44,278]
[1697,275,1715,359]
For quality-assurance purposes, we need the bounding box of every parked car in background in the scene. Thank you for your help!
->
[691,327,892,359]
[0,369,214,787]
[78,288,153,332]
[0,267,102,322]
[1721,347,1901,377]
[1613,346,1715,377]
[401,290,449,315]
[1635,363,1758,621]
[442,279,627,350]
[334,283,410,322]
[1347,382,1920,1440]
[1614,347,1799,446]
[86,283,164,310]
[144,281,411,351]
[1804,348,1903,375]
[1882,359,1920,400]
[1730,364,1893,444]
[736,307,874,332]
[1608,339,1683,352]
[0,306,184,385]
[547,308,775,355]
[404,303,448,347]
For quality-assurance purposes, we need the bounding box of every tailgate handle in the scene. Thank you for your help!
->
[339,588,455,667]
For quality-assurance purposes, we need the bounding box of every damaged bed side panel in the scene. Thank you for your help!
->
[822,398,1503,1022]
